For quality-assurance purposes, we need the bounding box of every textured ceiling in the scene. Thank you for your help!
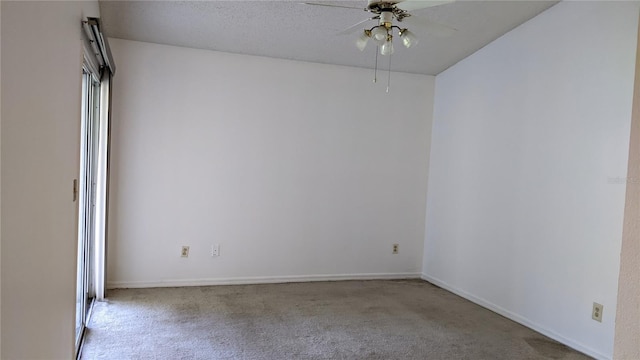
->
[99,0,558,75]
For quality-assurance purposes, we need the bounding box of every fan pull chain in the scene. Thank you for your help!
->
[386,51,392,93]
[373,46,379,83]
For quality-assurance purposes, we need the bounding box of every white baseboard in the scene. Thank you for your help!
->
[420,273,609,360]
[107,272,422,289]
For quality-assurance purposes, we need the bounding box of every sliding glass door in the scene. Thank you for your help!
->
[76,66,101,353]
[76,17,115,357]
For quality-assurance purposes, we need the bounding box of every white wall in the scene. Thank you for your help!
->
[1,1,100,358]
[423,2,639,359]
[107,39,435,288]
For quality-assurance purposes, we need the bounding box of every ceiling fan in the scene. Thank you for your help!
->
[304,0,456,55]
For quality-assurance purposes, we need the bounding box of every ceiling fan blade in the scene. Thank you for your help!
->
[337,17,378,35]
[395,0,454,12]
[400,14,457,37]
[301,2,365,11]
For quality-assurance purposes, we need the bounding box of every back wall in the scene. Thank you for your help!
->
[107,39,435,288]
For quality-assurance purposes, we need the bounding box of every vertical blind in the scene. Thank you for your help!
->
[81,17,115,301]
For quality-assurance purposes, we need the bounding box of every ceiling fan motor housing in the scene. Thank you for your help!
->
[367,1,410,23]
[367,1,397,12]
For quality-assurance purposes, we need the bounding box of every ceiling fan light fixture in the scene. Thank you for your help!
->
[399,28,418,48]
[370,26,387,45]
[356,30,370,51]
[380,39,394,55]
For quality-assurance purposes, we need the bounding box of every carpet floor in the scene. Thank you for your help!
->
[80,279,592,360]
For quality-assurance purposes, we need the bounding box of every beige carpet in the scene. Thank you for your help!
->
[80,279,591,359]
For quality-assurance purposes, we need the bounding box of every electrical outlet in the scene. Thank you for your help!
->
[392,244,399,254]
[211,244,220,257]
[592,302,603,322]
[181,246,190,258]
